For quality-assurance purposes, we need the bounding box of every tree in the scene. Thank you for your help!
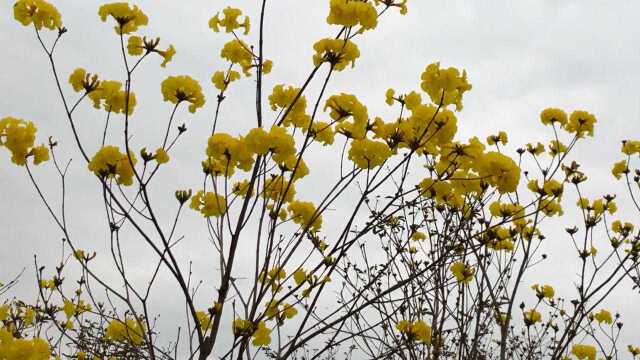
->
[1,0,640,359]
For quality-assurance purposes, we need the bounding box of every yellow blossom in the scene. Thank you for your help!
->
[160,75,205,113]
[611,160,628,180]
[209,7,250,34]
[327,0,378,30]
[571,344,596,360]
[420,62,472,111]
[189,190,227,217]
[540,108,567,126]
[98,2,148,34]
[105,318,145,345]
[564,110,596,138]
[88,145,137,186]
[348,139,392,169]
[13,0,62,30]
[312,38,360,71]
[288,200,322,231]
[221,40,254,76]
[450,262,474,284]
[523,309,541,325]
[593,309,613,324]
[154,148,169,164]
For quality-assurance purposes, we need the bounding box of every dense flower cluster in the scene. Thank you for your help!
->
[395,319,432,344]
[190,190,227,217]
[13,0,61,30]
[87,145,137,186]
[160,75,206,113]
[326,0,378,31]
[98,2,148,34]
[0,117,48,166]
[420,62,472,111]
[209,7,250,34]
[312,38,360,71]
[105,318,146,345]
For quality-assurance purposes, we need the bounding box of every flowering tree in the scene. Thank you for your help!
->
[1,1,640,359]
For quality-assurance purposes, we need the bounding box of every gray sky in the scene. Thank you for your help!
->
[2,0,640,357]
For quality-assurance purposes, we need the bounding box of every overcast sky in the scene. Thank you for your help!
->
[2,0,640,357]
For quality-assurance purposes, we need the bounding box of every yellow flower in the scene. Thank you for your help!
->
[62,299,75,319]
[0,117,48,166]
[98,2,148,34]
[622,140,640,155]
[127,35,144,56]
[309,121,335,146]
[232,180,253,198]
[420,62,472,111]
[611,160,628,179]
[154,148,169,164]
[395,319,432,344]
[474,151,521,194]
[628,345,640,356]
[531,284,554,299]
[252,321,271,346]
[262,60,273,74]
[0,304,9,321]
[404,91,422,110]
[196,310,212,331]
[211,70,241,91]
[87,80,137,115]
[31,144,49,165]
[548,140,567,155]
[385,88,395,105]
[593,309,613,324]
[293,268,308,285]
[160,75,205,113]
[221,40,254,76]
[268,85,310,128]
[450,262,474,284]
[312,38,360,71]
[68,68,100,93]
[205,133,255,175]
[563,110,596,138]
[105,318,146,345]
[189,190,227,217]
[526,142,545,155]
[571,344,596,360]
[487,131,508,145]
[348,139,392,169]
[327,0,378,30]
[232,318,252,336]
[288,200,322,231]
[411,231,427,241]
[263,176,296,203]
[88,146,137,186]
[209,7,250,34]
[540,107,567,126]
[523,309,541,325]
[13,0,62,30]
[0,328,51,359]
[158,45,176,67]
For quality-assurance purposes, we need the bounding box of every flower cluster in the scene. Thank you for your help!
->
[190,191,227,217]
[13,0,61,30]
[98,2,148,34]
[161,75,206,113]
[209,7,250,34]
[0,117,48,166]
[395,319,432,344]
[312,38,360,71]
[420,62,472,111]
[326,0,378,31]
[87,145,137,186]
[269,85,311,128]
[105,318,146,345]
[75,72,137,115]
